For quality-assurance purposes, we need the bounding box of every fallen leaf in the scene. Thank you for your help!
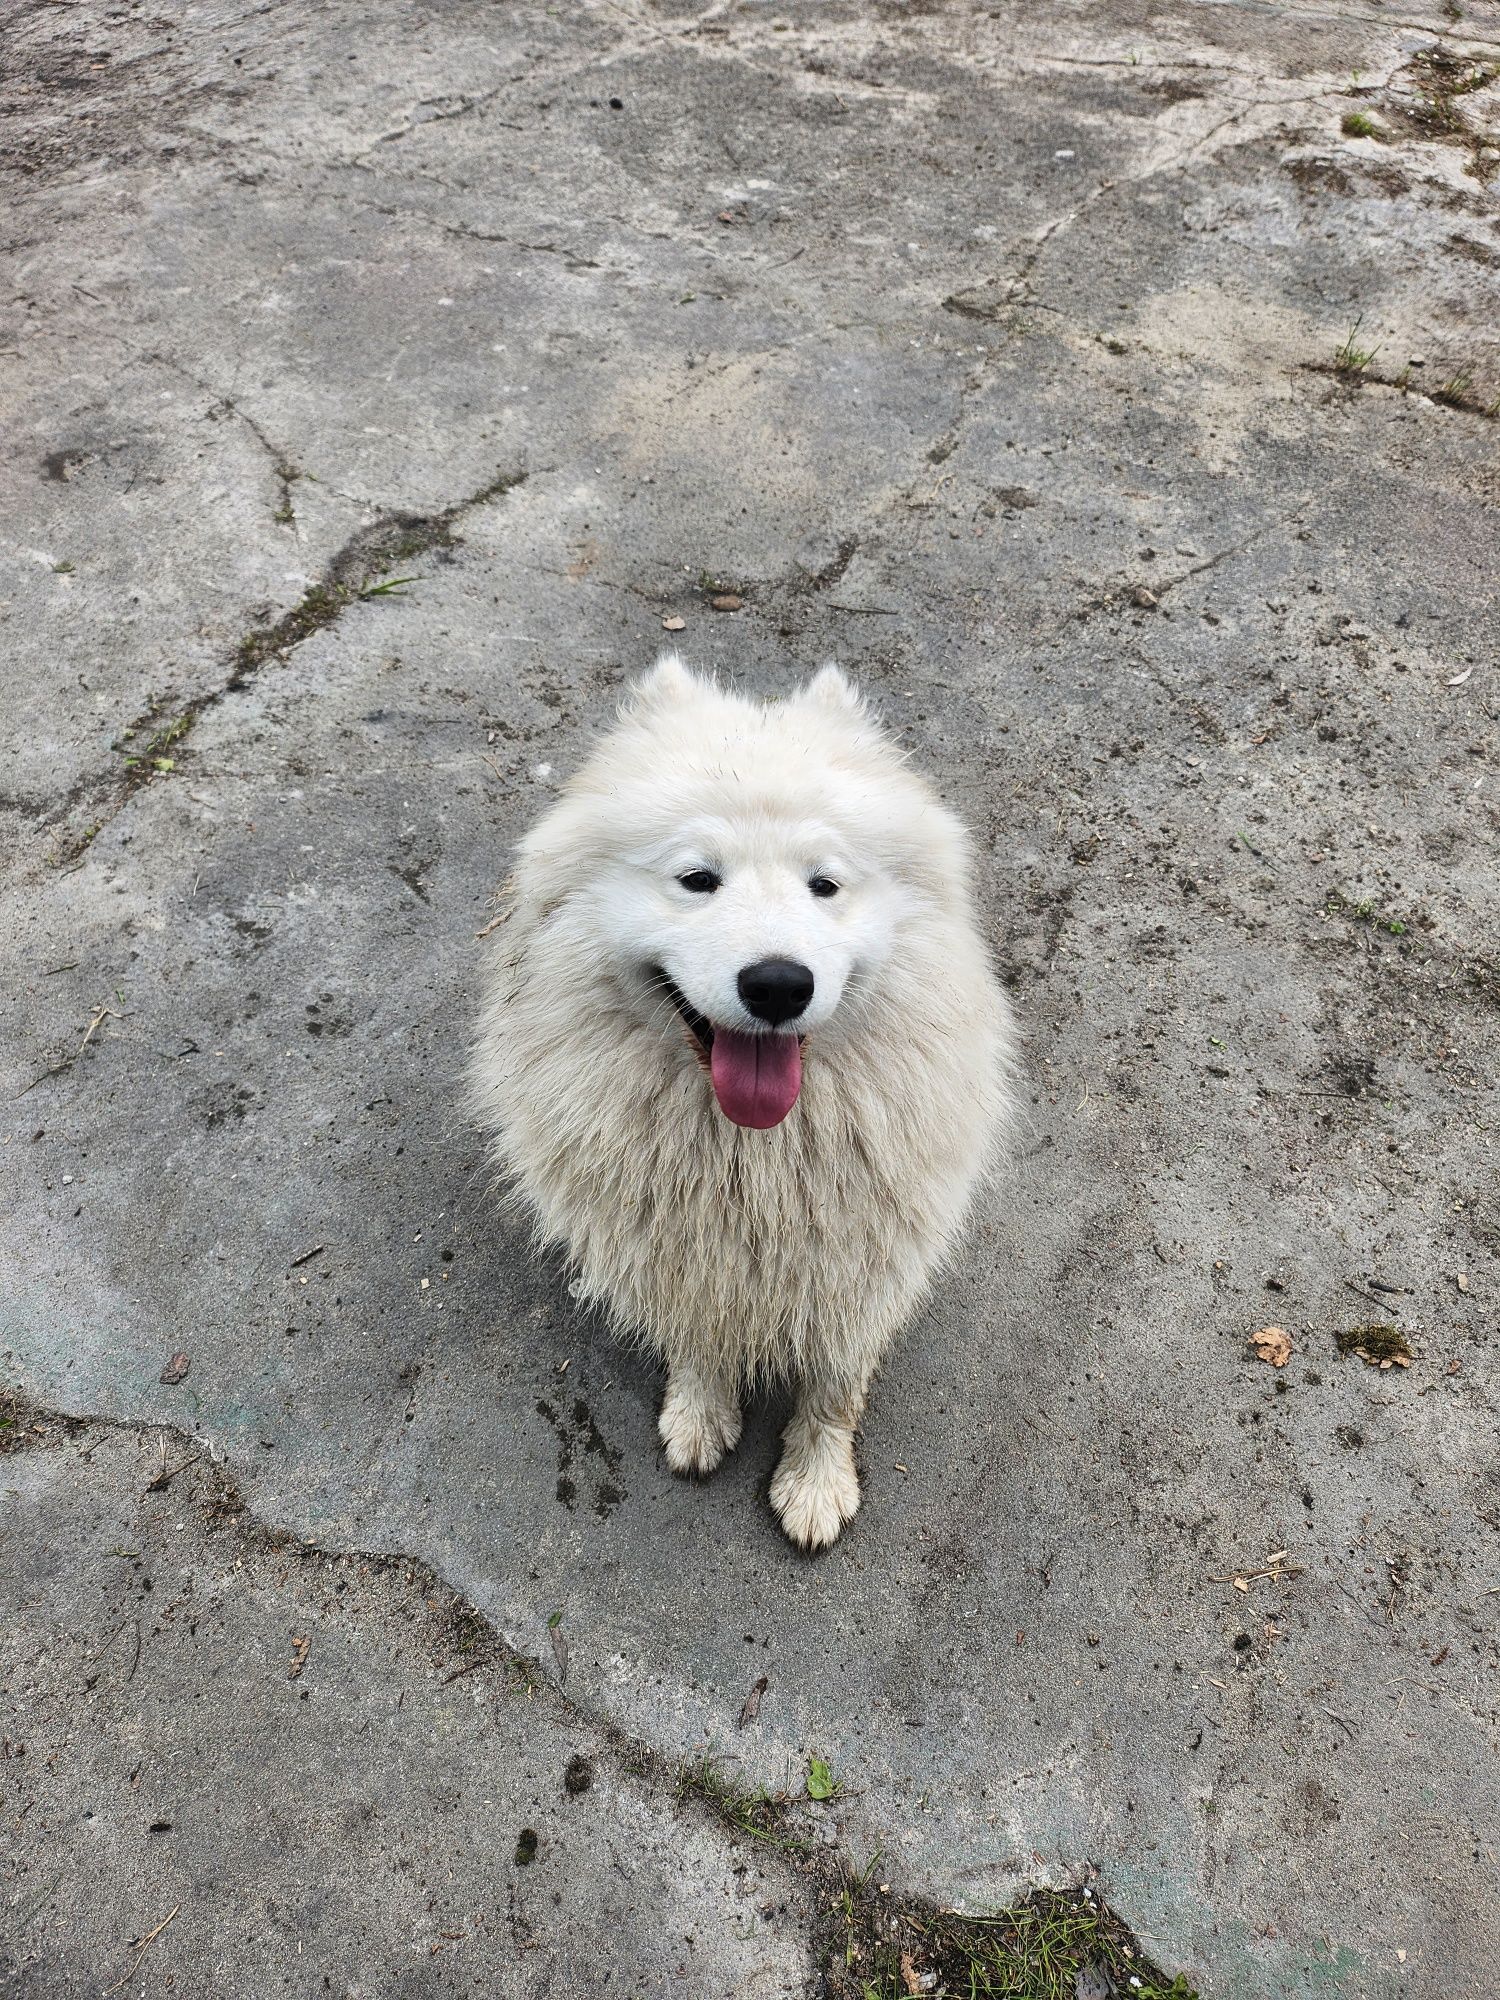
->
[1455,1272,1470,1295]
[899,1950,924,1996]
[158,1351,190,1386]
[662,615,686,631]
[1249,1325,1292,1368]
[1233,1577,1250,1593]
[1132,585,1159,609]
[806,1755,836,1801]
[738,1675,769,1729]
[288,1634,310,1680]
[710,593,743,612]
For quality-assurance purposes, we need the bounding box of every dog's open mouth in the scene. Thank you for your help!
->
[650,969,804,1131]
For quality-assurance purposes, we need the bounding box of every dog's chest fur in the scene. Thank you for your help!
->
[474,901,1009,1390]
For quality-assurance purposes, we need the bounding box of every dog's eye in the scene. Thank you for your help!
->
[808,876,839,899]
[678,869,720,895]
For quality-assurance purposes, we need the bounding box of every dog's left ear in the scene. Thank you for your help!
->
[628,650,698,712]
[799,662,864,717]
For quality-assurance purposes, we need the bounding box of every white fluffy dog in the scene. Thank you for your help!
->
[471,656,1015,1548]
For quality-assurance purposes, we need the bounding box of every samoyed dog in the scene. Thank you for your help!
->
[471,655,1016,1549]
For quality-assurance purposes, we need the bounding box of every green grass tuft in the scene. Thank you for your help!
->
[675,1755,810,1853]
[824,1880,1198,1999]
[1333,315,1380,373]
[1435,372,1474,409]
[1324,889,1418,938]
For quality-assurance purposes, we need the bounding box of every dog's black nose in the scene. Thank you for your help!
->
[738,958,815,1026]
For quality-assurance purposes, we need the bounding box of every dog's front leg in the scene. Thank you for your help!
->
[658,1360,743,1477]
[769,1371,868,1551]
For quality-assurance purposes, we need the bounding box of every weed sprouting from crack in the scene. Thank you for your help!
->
[675,1754,811,1854]
[115,711,194,774]
[0,1384,27,1448]
[1406,49,1498,137]
[818,1876,1199,1999]
[1333,315,1380,374]
[225,492,511,689]
[272,467,300,526]
[57,467,528,859]
[1433,372,1487,413]
[1306,355,1498,420]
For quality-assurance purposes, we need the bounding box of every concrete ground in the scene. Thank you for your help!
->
[3,2,1498,1995]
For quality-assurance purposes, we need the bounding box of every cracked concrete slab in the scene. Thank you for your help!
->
[3,3,1498,1996]
[2,1410,810,1996]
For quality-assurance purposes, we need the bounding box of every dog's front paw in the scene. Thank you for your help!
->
[659,1372,742,1478]
[770,1426,860,1551]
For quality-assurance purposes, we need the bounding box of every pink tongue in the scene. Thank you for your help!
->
[709,1029,803,1129]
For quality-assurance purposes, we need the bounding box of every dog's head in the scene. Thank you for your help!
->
[516,655,973,1130]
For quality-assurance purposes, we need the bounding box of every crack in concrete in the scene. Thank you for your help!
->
[146,350,302,526]
[6,1393,691,1794]
[1304,357,1500,420]
[1147,511,1307,605]
[344,28,670,164]
[4,1391,1198,1997]
[1006,54,1412,297]
[346,197,604,271]
[800,536,859,593]
[55,464,530,860]
[7,1392,813,1924]
[1010,98,1263,294]
[884,53,1429,526]
[362,82,528,152]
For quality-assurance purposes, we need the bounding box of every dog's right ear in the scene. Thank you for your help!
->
[627,650,697,713]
